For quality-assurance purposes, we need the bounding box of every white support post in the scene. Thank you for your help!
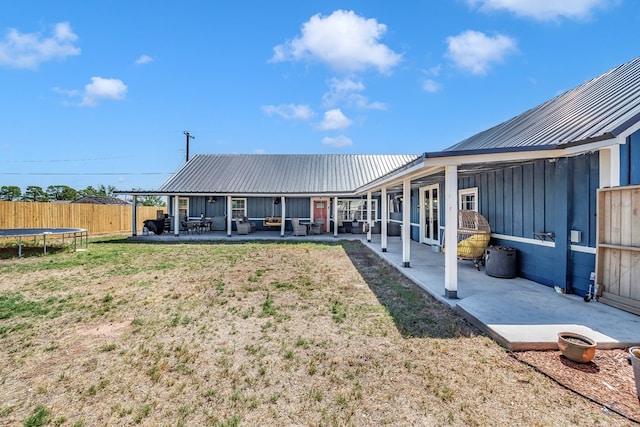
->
[173,195,180,236]
[367,191,372,242]
[444,165,458,299]
[381,187,387,252]
[333,196,339,238]
[280,196,286,237]
[226,196,232,237]
[402,178,411,267]
[132,195,138,236]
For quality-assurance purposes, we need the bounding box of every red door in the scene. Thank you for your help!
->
[313,200,327,232]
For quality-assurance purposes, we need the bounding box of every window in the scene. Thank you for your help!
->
[231,198,247,219]
[337,199,378,221]
[459,188,478,211]
[178,197,189,219]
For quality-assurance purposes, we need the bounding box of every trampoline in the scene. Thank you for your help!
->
[0,228,89,258]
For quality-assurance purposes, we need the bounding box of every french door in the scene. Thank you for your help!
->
[420,185,439,245]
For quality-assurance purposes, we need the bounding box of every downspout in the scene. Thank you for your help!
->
[553,158,571,292]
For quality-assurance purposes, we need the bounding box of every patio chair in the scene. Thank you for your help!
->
[312,217,324,234]
[180,219,194,234]
[243,216,257,233]
[235,218,251,235]
[291,218,307,236]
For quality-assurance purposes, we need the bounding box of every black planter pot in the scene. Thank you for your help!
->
[485,246,517,278]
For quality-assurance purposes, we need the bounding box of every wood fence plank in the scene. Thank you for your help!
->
[609,248,620,295]
[0,201,164,236]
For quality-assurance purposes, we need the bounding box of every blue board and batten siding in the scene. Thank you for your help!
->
[183,196,312,231]
[180,195,389,232]
[457,153,599,296]
[621,132,640,185]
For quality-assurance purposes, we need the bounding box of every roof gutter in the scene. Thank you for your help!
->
[356,134,622,194]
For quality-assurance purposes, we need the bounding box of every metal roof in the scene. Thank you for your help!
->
[443,56,640,153]
[158,154,418,194]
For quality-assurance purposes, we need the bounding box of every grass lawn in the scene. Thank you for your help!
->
[0,237,628,426]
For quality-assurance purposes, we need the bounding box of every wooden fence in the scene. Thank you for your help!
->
[596,185,640,315]
[0,201,165,235]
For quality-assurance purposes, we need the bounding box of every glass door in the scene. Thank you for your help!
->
[421,185,439,245]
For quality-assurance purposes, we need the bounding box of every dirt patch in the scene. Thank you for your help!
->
[76,320,131,337]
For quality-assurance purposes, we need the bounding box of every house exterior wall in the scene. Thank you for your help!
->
[620,130,640,185]
[455,153,599,297]
[177,195,389,233]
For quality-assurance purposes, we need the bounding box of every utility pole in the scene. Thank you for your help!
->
[184,131,195,162]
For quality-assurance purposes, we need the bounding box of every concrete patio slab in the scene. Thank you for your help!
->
[362,236,640,351]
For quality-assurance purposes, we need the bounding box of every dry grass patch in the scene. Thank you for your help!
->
[0,238,631,426]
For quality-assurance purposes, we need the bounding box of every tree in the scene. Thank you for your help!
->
[0,186,21,201]
[47,185,78,201]
[79,184,116,197]
[22,186,49,202]
[134,190,166,207]
[99,184,116,197]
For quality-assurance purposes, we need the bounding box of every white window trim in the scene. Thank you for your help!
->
[458,187,478,212]
[231,197,247,219]
[336,198,378,222]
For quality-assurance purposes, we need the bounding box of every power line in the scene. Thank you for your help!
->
[4,156,132,163]
[0,172,169,176]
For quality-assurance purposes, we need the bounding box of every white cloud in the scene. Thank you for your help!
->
[329,77,365,94]
[52,86,80,97]
[261,104,315,120]
[322,135,353,147]
[467,0,611,21]
[322,77,386,110]
[81,77,128,107]
[318,109,353,130]
[0,22,80,69]
[348,94,386,110]
[271,10,401,73]
[254,148,266,154]
[135,54,153,65]
[422,79,442,93]
[446,30,517,75]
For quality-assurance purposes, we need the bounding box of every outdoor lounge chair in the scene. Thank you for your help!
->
[291,218,307,236]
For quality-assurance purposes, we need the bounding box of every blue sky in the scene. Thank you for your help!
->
[1,0,639,192]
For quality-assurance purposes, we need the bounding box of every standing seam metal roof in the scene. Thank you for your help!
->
[159,154,418,194]
[444,56,640,152]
